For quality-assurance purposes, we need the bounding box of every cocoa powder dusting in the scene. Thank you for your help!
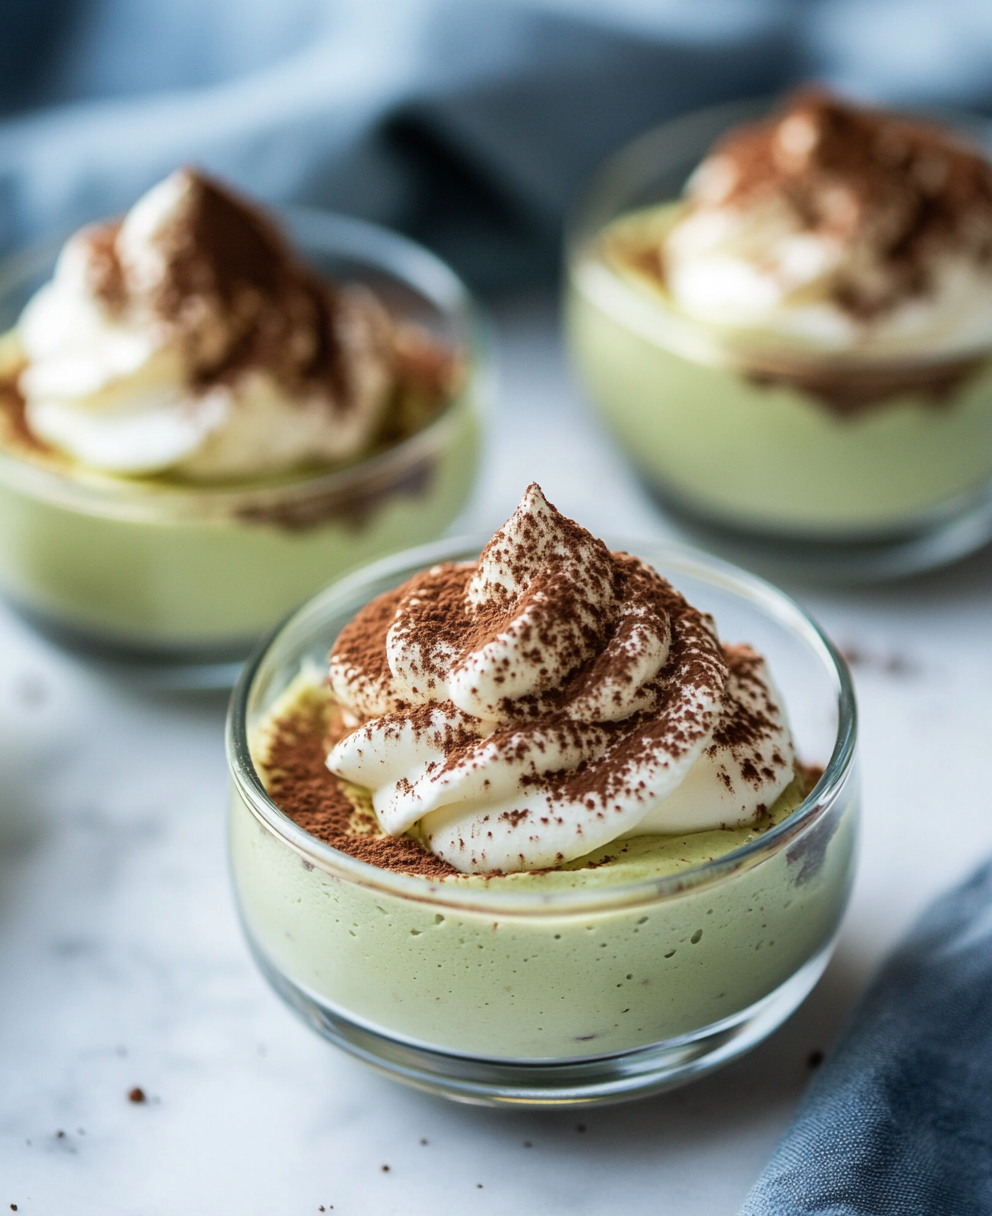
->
[328,490,730,817]
[81,222,127,310]
[388,562,476,694]
[0,168,457,497]
[296,487,803,875]
[331,583,410,706]
[701,88,992,318]
[264,690,456,878]
[745,356,984,414]
[708,644,791,790]
[0,381,50,457]
[72,170,452,424]
[89,170,354,401]
[610,89,992,414]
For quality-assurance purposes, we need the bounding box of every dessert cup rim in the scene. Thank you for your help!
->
[226,534,858,917]
[566,93,992,372]
[0,206,487,522]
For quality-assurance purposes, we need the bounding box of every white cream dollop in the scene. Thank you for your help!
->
[17,169,394,479]
[662,94,992,357]
[326,484,795,874]
[664,195,992,354]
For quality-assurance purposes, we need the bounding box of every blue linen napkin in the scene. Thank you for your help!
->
[0,0,793,288]
[2,0,992,290]
[742,859,992,1216]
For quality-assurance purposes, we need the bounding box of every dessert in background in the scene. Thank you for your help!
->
[0,169,481,666]
[566,89,992,567]
[229,486,858,1100]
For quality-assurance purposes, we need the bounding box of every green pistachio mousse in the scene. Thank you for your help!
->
[567,90,992,536]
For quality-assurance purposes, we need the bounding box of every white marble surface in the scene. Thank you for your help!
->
[2,293,992,1215]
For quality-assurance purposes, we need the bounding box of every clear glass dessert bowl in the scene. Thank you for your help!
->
[0,210,486,686]
[565,98,992,580]
[226,536,858,1107]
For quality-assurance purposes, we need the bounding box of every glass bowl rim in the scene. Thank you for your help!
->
[0,206,487,521]
[226,534,858,917]
[565,93,992,373]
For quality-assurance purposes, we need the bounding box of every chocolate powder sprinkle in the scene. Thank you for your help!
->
[326,487,741,834]
[263,684,818,877]
[294,487,804,875]
[606,89,992,414]
[0,167,458,489]
[331,583,410,709]
[91,169,358,402]
[696,88,992,320]
[263,689,456,879]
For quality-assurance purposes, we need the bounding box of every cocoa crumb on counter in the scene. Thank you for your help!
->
[841,644,919,677]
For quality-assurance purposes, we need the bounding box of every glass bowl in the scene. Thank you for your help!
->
[0,210,488,687]
[226,536,859,1107]
[564,98,992,580]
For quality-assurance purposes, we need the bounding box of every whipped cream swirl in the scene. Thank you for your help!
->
[327,485,795,874]
[17,169,395,479]
[662,90,992,356]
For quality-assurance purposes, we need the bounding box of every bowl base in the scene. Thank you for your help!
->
[251,938,834,1108]
[8,599,253,690]
[645,479,992,583]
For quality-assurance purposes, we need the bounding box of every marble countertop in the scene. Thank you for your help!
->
[2,293,991,1215]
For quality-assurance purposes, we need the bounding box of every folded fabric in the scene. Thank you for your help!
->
[3,0,992,291]
[0,0,794,289]
[742,860,992,1216]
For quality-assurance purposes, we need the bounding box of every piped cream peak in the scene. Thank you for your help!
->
[326,485,795,874]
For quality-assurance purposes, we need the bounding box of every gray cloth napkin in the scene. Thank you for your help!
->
[742,859,992,1215]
